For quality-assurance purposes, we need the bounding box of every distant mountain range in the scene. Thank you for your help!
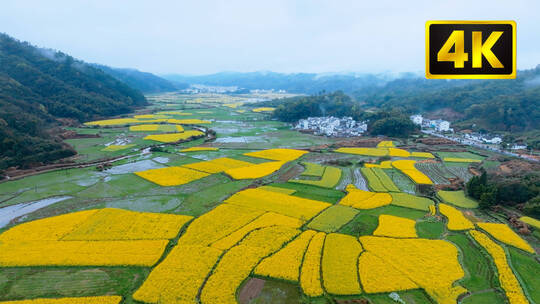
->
[163,71,416,94]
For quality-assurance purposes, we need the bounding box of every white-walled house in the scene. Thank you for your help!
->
[410,114,423,125]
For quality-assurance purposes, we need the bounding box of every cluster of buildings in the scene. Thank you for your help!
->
[410,114,452,132]
[294,116,367,137]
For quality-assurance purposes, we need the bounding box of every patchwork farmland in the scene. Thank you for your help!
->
[0,93,538,304]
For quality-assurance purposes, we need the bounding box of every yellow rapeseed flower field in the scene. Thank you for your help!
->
[0,239,169,267]
[0,210,99,242]
[143,130,204,143]
[179,146,219,152]
[210,212,303,250]
[359,236,466,304]
[254,230,317,282]
[388,148,411,157]
[244,148,307,161]
[335,147,388,157]
[0,296,123,304]
[439,203,474,231]
[300,232,326,297]
[470,230,529,304]
[84,118,140,126]
[132,245,222,303]
[224,188,331,220]
[322,233,363,295]
[339,185,392,209]
[358,251,418,293]
[62,208,192,241]
[391,160,433,184]
[179,204,265,246]
[429,204,437,216]
[520,216,540,229]
[101,144,135,152]
[200,226,300,304]
[134,166,209,186]
[373,215,418,238]
[252,107,275,112]
[476,223,534,253]
[365,160,393,168]
[182,157,252,173]
[224,161,285,179]
[411,151,435,158]
[376,140,395,148]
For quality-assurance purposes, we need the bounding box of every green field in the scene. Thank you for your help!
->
[306,205,359,233]
[438,190,479,208]
[290,166,342,188]
[390,193,434,211]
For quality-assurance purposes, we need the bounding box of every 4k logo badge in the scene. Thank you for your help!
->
[426,21,516,79]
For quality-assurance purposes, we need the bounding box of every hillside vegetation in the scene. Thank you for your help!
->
[0,33,147,169]
[94,64,186,93]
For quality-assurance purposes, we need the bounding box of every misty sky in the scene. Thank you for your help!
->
[1,0,540,75]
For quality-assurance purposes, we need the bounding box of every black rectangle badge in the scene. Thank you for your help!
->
[426,21,516,79]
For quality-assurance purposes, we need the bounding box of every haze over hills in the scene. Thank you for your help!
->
[0,33,149,169]
[163,71,412,94]
[93,64,187,93]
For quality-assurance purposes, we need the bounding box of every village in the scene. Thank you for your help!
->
[294,116,368,137]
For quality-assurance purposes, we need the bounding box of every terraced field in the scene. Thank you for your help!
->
[0,93,538,304]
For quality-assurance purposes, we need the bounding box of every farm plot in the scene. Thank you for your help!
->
[224,188,331,220]
[436,151,485,161]
[244,148,307,162]
[373,214,418,238]
[306,205,359,233]
[438,190,479,208]
[352,168,369,191]
[446,165,474,182]
[321,233,363,295]
[469,230,529,304]
[520,216,540,229]
[300,162,325,176]
[254,230,317,282]
[225,161,286,179]
[134,166,210,186]
[476,223,534,253]
[290,166,341,188]
[392,160,433,184]
[439,203,474,231]
[360,167,399,192]
[358,236,466,304]
[415,162,454,184]
[0,296,123,304]
[179,146,219,152]
[143,130,204,143]
[129,124,184,132]
[300,232,326,297]
[339,185,392,210]
[0,208,189,267]
[182,157,252,173]
[390,193,434,211]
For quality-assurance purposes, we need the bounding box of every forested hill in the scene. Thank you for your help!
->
[355,67,540,132]
[94,64,186,93]
[0,33,147,169]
